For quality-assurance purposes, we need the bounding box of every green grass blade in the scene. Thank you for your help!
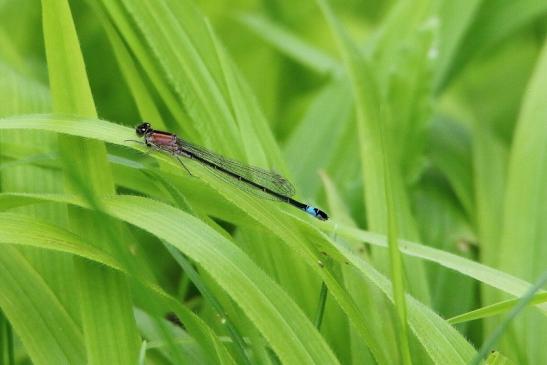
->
[204,15,290,171]
[100,195,335,365]
[0,192,340,364]
[316,1,413,362]
[435,0,482,92]
[439,0,547,90]
[238,13,337,74]
[496,39,547,364]
[469,271,547,365]
[0,247,85,364]
[91,1,166,129]
[335,225,547,312]
[284,79,353,197]
[98,0,194,137]
[41,0,140,363]
[382,125,412,365]
[0,212,121,269]
[336,244,476,364]
[0,209,237,364]
[118,0,241,152]
[448,293,547,325]
[164,245,252,365]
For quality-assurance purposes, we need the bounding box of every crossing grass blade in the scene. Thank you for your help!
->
[238,13,338,74]
[0,247,85,365]
[448,293,547,325]
[41,0,140,363]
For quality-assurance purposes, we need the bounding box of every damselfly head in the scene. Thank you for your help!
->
[136,122,151,137]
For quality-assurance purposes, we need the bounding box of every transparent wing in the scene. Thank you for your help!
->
[201,162,286,201]
[176,137,295,197]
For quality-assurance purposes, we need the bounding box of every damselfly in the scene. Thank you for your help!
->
[132,122,328,220]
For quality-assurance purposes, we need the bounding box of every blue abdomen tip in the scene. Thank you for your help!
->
[305,206,328,221]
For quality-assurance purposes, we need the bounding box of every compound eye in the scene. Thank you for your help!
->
[135,122,150,136]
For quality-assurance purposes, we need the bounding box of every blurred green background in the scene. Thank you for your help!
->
[0,0,546,364]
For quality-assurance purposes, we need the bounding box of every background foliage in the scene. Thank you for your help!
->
[0,0,546,364]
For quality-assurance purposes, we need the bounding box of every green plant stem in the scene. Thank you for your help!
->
[380,109,412,365]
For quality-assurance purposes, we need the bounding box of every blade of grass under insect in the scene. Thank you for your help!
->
[205,160,477,365]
